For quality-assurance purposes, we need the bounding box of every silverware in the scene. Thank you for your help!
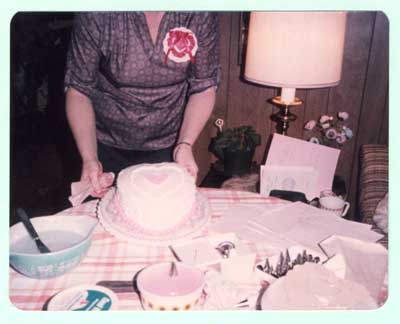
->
[234,298,250,309]
[318,239,335,264]
[255,281,270,310]
[96,280,134,293]
[169,262,178,277]
[16,208,51,254]
[167,246,180,277]
[168,245,182,262]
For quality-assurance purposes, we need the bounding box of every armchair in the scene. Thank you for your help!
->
[358,144,388,248]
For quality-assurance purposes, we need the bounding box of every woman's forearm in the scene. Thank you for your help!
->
[177,86,217,145]
[65,88,98,163]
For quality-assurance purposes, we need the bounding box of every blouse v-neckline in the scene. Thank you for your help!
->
[140,12,167,50]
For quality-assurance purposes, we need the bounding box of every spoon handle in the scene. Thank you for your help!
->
[96,280,134,293]
[16,208,51,254]
[168,245,182,262]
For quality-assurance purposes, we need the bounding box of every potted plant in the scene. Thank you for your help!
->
[209,125,261,176]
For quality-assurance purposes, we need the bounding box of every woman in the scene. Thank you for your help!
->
[65,12,220,195]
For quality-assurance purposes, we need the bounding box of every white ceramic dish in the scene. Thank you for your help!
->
[47,284,118,311]
[137,262,205,311]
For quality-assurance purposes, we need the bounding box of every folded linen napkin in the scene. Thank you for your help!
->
[261,262,377,310]
[69,172,115,206]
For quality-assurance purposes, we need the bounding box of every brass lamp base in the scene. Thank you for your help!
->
[270,96,303,135]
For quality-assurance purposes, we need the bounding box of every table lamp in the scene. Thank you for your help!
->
[244,12,347,134]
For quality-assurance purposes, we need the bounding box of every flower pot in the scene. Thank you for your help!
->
[223,149,255,176]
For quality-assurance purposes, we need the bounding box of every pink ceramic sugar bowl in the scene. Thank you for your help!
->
[136,262,205,311]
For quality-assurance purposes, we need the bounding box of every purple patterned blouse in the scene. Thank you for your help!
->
[65,12,220,150]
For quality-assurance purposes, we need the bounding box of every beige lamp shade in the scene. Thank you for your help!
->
[244,12,347,101]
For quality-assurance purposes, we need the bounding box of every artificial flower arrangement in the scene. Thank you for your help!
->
[304,112,353,148]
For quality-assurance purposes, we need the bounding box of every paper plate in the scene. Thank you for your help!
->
[97,188,211,247]
[47,284,118,311]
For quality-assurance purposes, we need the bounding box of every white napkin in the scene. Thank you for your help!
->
[321,235,388,301]
[209,205,295,250]
[261,263,377,310]
[202,270,260,310]
[171,233,256,283]
[68,172,115,206]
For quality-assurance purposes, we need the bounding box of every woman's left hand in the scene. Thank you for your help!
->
[173,143,198,179]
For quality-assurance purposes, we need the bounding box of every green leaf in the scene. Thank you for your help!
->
[209,125,261,159]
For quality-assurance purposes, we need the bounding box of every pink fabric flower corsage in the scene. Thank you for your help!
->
[163,27,198,64]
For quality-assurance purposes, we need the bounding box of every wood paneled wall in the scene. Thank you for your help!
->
[194,11,389,221]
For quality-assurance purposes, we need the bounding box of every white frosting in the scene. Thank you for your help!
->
[115,163,196,233]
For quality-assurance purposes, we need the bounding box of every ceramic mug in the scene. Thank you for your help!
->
[320,189,337,198]
[319,196,350,217]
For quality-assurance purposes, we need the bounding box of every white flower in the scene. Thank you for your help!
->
[325,128,338,139]
[344,127,353,139]
[322,123,330,129]
[320,115,333,124]
[336,134,347,144]
[338,112,349,120]
[304,120,317,130]
[309,137,320,144]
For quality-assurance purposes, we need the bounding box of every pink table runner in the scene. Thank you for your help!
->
[9,188,287,311]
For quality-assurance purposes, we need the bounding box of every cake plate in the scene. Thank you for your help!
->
[97,188,211,247]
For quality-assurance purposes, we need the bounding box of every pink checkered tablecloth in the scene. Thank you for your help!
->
[9,188,288,311]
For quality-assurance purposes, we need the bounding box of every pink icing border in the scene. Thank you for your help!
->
[110,191,195,236]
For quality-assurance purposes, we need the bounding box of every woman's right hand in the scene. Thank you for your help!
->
[81,159,105,196]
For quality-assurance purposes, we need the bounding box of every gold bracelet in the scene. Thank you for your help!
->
[174,142,192,161]
[176,141,192,148]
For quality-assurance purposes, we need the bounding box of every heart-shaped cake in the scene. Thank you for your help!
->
[112,163,196,233]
